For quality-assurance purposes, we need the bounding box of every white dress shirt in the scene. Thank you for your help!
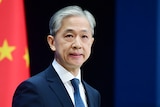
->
[52,59,88,107]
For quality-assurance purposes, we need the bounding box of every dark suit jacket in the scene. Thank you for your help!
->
[12,64,101,107]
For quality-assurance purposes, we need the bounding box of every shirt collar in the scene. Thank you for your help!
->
[52,59,81,84]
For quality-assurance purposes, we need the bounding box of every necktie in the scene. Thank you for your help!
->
[71,78,85,107]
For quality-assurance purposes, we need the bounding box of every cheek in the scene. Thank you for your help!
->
[87,42,93,48]
[56,43,69,55]
[85,44,93,54]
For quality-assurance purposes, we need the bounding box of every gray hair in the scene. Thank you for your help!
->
[49,5,96,36]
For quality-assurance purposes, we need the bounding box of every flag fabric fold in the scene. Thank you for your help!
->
[0,0,30,107]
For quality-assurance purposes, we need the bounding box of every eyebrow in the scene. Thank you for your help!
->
[65,29,89,33]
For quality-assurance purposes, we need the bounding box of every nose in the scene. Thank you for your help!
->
[72,37,82,49]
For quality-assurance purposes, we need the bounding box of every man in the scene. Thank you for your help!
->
[12,5,101,107]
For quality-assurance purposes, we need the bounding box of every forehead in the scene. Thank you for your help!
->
[60,16,91,31]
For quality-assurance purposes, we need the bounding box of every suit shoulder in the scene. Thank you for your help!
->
[25,65,54,84]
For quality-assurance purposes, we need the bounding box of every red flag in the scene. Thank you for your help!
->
[0,0,30,107]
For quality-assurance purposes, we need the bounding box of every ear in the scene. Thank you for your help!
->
[47,35,56,51]
[91,37,94,45]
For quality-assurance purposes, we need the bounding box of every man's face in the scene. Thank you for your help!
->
[49,16,94,71]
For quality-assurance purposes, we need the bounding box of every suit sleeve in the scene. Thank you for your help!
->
[12,81,44,107]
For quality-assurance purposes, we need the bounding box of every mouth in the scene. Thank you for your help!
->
[70,53,82,56]
[69,53,83,58]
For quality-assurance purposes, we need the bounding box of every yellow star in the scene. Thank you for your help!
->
[23,47,30,67]
[0,39,16,61]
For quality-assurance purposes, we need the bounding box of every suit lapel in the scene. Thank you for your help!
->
[83,81,95,107]
[45,65,74,107]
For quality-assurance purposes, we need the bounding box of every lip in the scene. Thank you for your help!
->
[69,53,83,57]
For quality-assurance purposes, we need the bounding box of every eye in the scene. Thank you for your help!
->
[64,34,75,42]
[65,34,73,38]
[81,35,88,38]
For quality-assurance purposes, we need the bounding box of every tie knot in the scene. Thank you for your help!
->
[71,78,80,90]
